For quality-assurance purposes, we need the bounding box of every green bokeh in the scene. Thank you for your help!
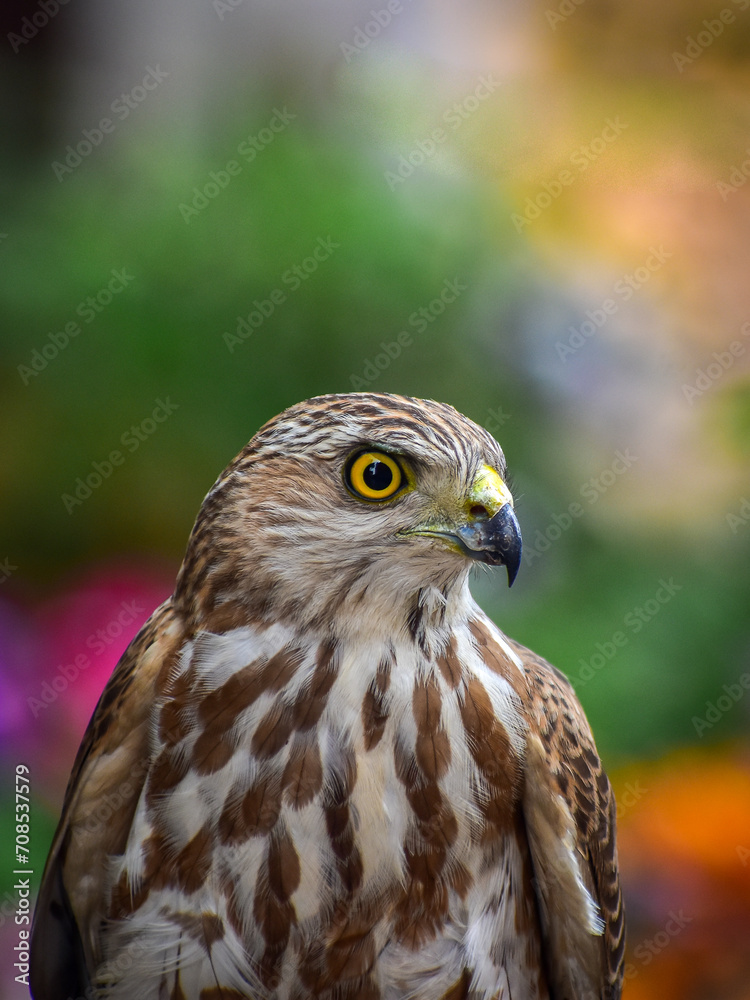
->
[2,102,748,776]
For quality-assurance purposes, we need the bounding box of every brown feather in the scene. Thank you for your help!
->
[506,629,625,998]
[31,600,183,994]
[31,393,623,1000]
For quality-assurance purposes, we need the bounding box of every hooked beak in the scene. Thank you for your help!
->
[406,464,523,587]
[453,503,522,586]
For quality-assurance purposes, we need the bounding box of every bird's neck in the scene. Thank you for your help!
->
[177,546,476,653]
[321,566,477,651]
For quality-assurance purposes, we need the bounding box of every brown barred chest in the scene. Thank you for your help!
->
[104,619,540,999]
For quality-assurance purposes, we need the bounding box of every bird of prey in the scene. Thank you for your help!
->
[31,392,624,1000]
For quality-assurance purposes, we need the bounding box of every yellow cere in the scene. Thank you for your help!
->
[468,464,514,516]
[347,451,404,501]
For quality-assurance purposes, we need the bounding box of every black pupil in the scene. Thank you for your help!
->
[364,459,393,492]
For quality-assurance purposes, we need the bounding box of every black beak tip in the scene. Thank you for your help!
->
[454,503,522,585]
[506,551,521,588]
[493,504,522,588]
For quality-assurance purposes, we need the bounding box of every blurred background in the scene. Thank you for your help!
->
[1,0,749,996]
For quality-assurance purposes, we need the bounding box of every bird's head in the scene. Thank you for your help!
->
[176,393,521,637]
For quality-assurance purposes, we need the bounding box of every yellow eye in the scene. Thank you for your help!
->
[346,451,404,501]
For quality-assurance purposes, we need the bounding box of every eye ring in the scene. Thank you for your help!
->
[345,451,405,501]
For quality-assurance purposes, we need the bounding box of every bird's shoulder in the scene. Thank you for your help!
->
[467,612,625,999]
[31,598,185,999]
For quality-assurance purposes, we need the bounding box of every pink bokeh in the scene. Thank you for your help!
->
[1,561,174,806]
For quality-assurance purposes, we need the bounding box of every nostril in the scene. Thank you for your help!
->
[469,504,490,520]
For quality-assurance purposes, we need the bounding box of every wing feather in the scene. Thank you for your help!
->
[509,635,624,1000]
[30,599,183,1000]
[471,614,624,1000]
